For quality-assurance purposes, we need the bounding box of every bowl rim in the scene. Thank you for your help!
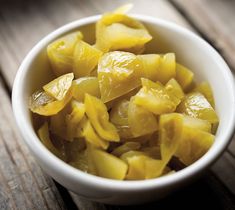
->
[12,14,235,192]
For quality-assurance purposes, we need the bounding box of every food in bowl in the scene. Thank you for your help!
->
[29,5,219,180]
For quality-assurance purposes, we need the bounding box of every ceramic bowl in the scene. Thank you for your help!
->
[12,15,235,205]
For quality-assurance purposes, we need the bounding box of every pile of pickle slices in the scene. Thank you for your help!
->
[29,5,219,180]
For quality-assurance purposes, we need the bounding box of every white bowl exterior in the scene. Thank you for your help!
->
[12,15,235,205]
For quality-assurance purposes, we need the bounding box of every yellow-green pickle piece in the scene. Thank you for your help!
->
[72,77,100,101]
[47,31,83,76]
[95,9,152,53]
[98,51,143,103]
[43,73,74,100]
[109,99,134,139]
[177,92,219,124]
[38,122,65,160]
[156,53,176,84]
[194,82,215,108]
[158,113,183,176]
[29,89,72,116]
[183,115,211,133]
[82,120,109,150]
[73,40,102,78]
[137,54,161,81]
[65,100,86,141]
[121,151,163,180]
[175,63,194,91]
[84,94,120,141]
[165,78,184,100]
[89,148,128,180]
[134,78,180,115]
[175,127,214,165]
[128,97,158,137]
[110,99,129,126]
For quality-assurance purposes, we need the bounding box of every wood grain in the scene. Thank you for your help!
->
[0,0,235,209]
[171,0,235,71]
[0,77,67,210]
[212,152,235,195]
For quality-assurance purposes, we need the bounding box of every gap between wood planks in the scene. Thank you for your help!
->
[0,1,235,208]
[0,66,11,97]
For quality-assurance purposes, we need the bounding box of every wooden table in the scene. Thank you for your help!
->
[0,0,235,209]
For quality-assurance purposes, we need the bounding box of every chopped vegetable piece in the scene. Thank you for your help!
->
[110,99,129,126]
[73,40,103,78]
[89,148,128,180]
[158,113,183,176]
[121,151,163,180]
[95,11,152,53]
[183,115,211,133]
[175,63,194,91]
[38,122,65,159]
[82,120,109,149]
[177,92,219,123]
[165,78,184,100]
[47,31,83,76]
[84,94,120,141]
[72,77,100,102]
[29,89,72,116]
[134,78,180,115]
[43,73,74,100]
[65,100,86,141]
[98,51,143,103]
[109,99,134,139]
[156,53,176,84]
[128,97,158,137]
[137,54,161,81]
[175,127,214,165]
[194,82,215,108]
[105,87,139,110]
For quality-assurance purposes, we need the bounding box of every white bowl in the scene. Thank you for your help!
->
[12,15,235,205]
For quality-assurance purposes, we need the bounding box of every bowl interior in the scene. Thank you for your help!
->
[23,17,234,146]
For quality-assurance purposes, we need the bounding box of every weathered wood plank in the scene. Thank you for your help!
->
[171,0,235,72]
[212,152,235,195]
[0,0,191,87]
[0,0,234,209]
[0,77,67,210]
